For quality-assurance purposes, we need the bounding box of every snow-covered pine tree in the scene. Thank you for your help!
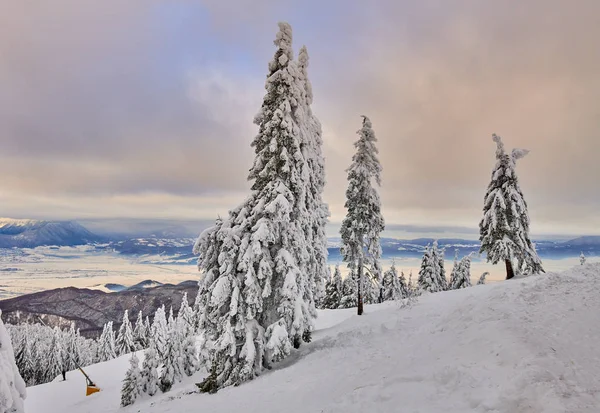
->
[121,353,143,407]
[140,343,160,396]
[322,265,343,309]
[14,326,34,387]
[432,241,447,291]
[0,311,26,413]
[479,133,544,279]
[116,310,136,356]
[45,327,64,383]
[448,249,460,290]
[477,272,489,285]
[382,263,405,301]
[182,333,198,377]
[297,45,330,315]
[193,22,321,391]
[418,240,447,293]
[97,322,116,362]
[133,311,148,351]
[580,252,586,265]
[339,270,358,309]
[151,306,168,359]
[159,318,184,393]
[177,292,195,337]
[449,254,473,290]
[340,116,385,315]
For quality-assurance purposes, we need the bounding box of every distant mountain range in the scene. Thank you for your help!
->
[0,218,103,248]
[1,217,599,259]
[0,279,198,337]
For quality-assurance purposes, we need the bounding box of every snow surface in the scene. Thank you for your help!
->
[26,264,600,413]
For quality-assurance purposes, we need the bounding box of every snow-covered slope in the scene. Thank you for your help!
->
[0,218,102,248]
[26,264,600,413]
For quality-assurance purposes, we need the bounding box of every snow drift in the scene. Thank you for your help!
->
[26,264,600,413]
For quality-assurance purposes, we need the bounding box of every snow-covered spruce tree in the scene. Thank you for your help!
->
[339,270,358,309]
[120,353,142,407]
[133,311,148,351]
[322,265,343,309]
[140,343,160,397]
[45,327,64,382]
[159,317,184,393]
[340,116,385,315]
[97,322,116,362]
[382,263,406,301]
[418,243,445,293]
[193,23,323,391]
[432,241,447,291]
[580,252,586,266]
[448,249,460,290]
[116,310,136,356]
[449,254,473,290]
[297,45,330,313]
[479,133,544,279]
[0,311,26,413]
[477,272,489,285]
[177,292,195,337]
[151,306,168,359]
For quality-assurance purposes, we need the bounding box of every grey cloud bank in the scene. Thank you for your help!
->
[1,0,599,236]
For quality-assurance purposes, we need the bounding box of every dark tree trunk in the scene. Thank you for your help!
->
[357,256,364,316]
[505,259,515,280]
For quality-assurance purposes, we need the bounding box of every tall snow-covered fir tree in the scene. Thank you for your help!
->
[133,311,148,351]
[322,265,343,309]
[116,310,136,356]
[580,252,586,265]
[297,45,330,310]
[193,22,326,392]
[121,353,142,407]
[449,254,473,290]
[151,306,168,359]
[417,241,446,293]
[0,310,27,413]
[340,116,385,315]
[479,133,544,279]
[46,327,64,382]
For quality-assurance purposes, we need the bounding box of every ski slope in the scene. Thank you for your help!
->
[27,264,600,413]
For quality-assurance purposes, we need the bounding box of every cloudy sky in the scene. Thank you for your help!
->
[1,0,599,238]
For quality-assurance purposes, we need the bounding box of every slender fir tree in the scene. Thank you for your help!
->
[340,116,385,315]
[151,306,168,359]
[116,310,136,356]
[479,133,544,279]
[133,311,148,351]
[297,45,330,317]
[121,353,142,407]
[45,328,63,382]
[193,22,323,391]
[418,242,446,293]
[322,265,343,309]
[580,252,586,266]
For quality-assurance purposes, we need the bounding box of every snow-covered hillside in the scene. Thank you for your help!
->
[26,264,600,413]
